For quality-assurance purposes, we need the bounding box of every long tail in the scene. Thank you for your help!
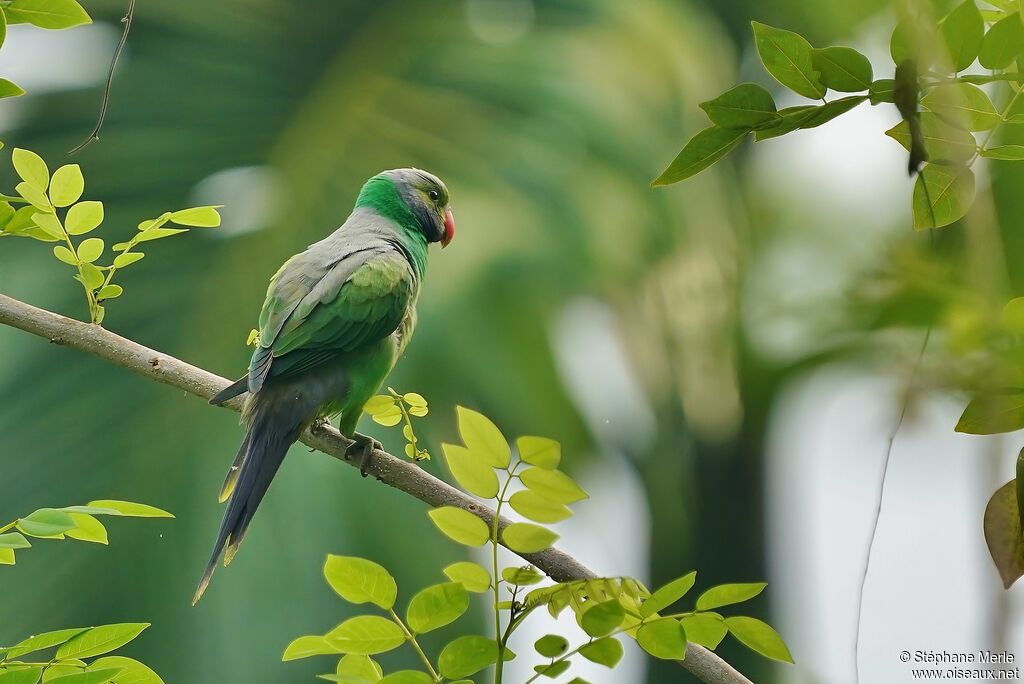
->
[193,391,306,604]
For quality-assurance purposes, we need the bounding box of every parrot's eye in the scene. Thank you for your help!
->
[427,189,440,202]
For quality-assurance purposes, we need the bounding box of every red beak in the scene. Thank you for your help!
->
[442,207,455,248]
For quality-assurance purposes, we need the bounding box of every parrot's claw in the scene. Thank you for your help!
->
[347,433,382,477]
[309,418,331,451]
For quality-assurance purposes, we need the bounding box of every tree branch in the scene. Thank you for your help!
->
[0,293,752,684]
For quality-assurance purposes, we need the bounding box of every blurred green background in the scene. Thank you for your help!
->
[9,0,1023,682]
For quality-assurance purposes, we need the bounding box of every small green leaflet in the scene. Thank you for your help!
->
[986,474,1024,589]
[653,126,747,185]
[405,582,469,633]
[56,623,149,660]
[698,83,778,129]
[325,616,405,656]
[725,616,794,663]
[751,21,825,99]
[427,507,490,546]
[956,392,1024,434]
[979,12,1024,69]
[940,0,984,72]
[5,0,91,29]
[811,46,872,92]
[912,163,975,230]
[323,555,397,610]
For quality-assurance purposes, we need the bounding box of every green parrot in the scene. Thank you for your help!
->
[193,168,454,603]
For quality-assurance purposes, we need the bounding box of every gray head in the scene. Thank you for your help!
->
[355,168,454,247]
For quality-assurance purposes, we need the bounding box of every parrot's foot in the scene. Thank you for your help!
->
[347,433,382,477]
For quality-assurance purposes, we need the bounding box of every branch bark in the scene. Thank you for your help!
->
[0,293,752,684]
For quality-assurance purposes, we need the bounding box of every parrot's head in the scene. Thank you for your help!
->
[361,168,455,248]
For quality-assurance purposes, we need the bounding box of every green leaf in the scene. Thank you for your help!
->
[80,263,104,290]
[508,490,572,523]
[941,0,984,71]
[65,513,108,544]
[635,618,687,660]
[534,635,568,658]
[985,478,1024,588]
[5,628,88,658]
[681,614,728,650]
[17,181,50,210]
[56,623,149,660]
[112,252,144,268]
[579,637,623,668]
[724,616,793,663]
[378,672,432,684]
[581,599,625,637]
[87,656,163,684]
[427,507,490,546]
[326,617,405,656]
[5,0,91,28]
[501,522,558,553]
[32,213,63,239]
[135,227,188,243]
[0,79,25,99]
[754,96,866,140]
[48,164,84,208]
[641,571,697,617]
[96,285,123,301]
[455,406,510,468]
[85,500,173,518]
[441,443,500,498]
[516,436,560,469]
[168,205,222,227]
[370,406,403,426]
[47,668,124,684]
[957,392,1024,434]
[12,148,48,190]
[652,126,746,185]
[981,145,1024,160]
[0,667,44,684]
[869,79,896,105]
[698,83,778,129]
[336,655,383,682]
[519,467,588,504]
[981,12,1024,68]
[533,661,570,678]
[443,561,491,592]
[695,582,767,610]
[437,636,499,679]
[76,237,104,264]
[323,555,398,610]
[17,508,76,537]
[0,532,31,549]
[501,565,544,586]
[406,582,469,634]
[921,83,999,131]
[750,21,825,98]
[65,201,103,235]
[912,163,975,230]
[282,635,341,661]
[811,46,872,92]
[53,245,78,265]
[0,548,14,565]
[362,395,395,415]
[42,663,87,682]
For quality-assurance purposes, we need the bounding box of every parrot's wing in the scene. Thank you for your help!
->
[248,247,414,389]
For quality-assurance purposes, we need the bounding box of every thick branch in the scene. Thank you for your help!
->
[0,293,751,684]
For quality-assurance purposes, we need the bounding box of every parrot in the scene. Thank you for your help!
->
[192,168,454,604]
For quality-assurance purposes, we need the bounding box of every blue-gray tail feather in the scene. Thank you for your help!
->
[193,390,307,604]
